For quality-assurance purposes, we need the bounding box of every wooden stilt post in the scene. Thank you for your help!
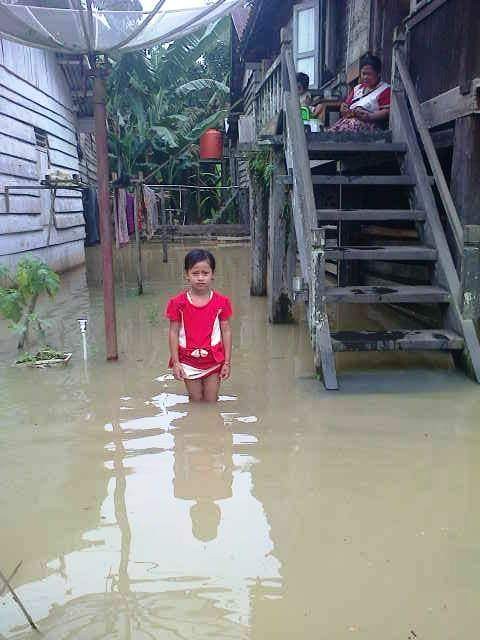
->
[93,65,118,360]
[249,167,268,296]
[160,189,168,263]
[451,115,480,321]
[311,228,338,390]
[238,187,250,227]
[134,173,143,295]
[268,147,293,322]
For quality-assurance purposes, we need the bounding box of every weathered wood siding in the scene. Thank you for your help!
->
[0,39,87,272]
[346,0,372,74]
[79,133,97,185]
[408,0,480,102]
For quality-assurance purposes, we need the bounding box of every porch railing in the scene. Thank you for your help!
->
[254,54,283,135]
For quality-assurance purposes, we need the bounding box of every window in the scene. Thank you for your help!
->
[34,127,48,149]
[293,0,340,89]
[293,1,319,88]
[34,127,49,183]
[324,0,337,80]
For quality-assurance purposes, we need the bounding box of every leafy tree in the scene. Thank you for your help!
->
[106,17,231,219]
[0,258,60,350]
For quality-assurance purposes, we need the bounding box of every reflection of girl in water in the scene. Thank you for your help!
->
[173,411,233,542]
[165,249,233,402]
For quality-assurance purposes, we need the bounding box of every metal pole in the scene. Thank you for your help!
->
[93,66,118,360]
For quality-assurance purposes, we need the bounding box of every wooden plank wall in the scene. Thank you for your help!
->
[236,68,261,187]
[78,133,97,185]
[0,39,89,270]
[408,0,480,102]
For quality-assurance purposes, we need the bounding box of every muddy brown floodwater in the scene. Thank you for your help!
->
[1,244,480,639]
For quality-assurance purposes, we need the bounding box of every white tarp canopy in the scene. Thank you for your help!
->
[0,0,242,54]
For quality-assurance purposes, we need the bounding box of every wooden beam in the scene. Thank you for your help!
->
[307,140,407,160]
[405,0,449,29]
[311,229,338,390]
[331,329,463,352]
[317,209,425,221]
[420,81,480,129]
[325,245,437,261]
[268,148,293,323]
[326,285,449,304]
[249,168,268,296]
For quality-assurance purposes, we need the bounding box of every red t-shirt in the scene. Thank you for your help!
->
[165,290,233,369]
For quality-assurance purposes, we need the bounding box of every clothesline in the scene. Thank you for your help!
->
[136,184,244,191]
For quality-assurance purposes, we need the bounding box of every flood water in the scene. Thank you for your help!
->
[1,244,480,639]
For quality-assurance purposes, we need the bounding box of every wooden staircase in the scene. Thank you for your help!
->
[279,29,480,390]
[308,136,477,389]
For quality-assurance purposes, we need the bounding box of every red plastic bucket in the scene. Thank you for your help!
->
[199,129,223,161]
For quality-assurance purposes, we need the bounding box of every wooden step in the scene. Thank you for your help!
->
[326,285,450,304]
[317,209,425,221]
[330,329,464,352]
[325,245,437,261]
[307,141,407,160]
[311,175,416,185]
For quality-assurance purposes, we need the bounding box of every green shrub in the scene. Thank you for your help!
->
[0,258,60,350]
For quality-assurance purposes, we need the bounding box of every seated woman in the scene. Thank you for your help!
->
[318,54,390,133]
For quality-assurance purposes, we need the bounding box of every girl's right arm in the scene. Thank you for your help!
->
[168,321,184,380]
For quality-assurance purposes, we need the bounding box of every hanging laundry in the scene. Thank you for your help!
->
[143,185,158,240]
[113,188,129,248]
[82,187,100,246]
[126,192,135,235]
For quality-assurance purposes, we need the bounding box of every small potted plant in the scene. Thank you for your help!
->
[0,258,72,367]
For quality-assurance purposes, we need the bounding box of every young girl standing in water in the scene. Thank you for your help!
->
[165,249,232,402]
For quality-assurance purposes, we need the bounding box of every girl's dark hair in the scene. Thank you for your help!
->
[296,72,310,91]
[360,53,382,75]
[184,249,216,272]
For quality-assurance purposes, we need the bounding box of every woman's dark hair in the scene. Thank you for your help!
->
[184,249,216,272]
[296,72,310,91]
[360,54,382,75]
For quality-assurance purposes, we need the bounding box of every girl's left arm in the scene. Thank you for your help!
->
[220,319,232,380]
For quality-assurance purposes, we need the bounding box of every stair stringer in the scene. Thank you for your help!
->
[391,91,480,382]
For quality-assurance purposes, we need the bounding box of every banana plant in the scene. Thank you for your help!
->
[106,17,231,193]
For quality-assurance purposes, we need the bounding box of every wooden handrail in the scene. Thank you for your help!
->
[280,28,317,282]
[394,48,464,253]
[255,53,282,96]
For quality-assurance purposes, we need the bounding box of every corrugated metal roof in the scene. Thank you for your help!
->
[57,54,94,118]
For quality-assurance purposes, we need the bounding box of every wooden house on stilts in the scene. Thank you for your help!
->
[229,0,480,389]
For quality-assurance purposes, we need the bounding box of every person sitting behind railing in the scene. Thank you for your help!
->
[296,72,312,107]
[314,54,391,132]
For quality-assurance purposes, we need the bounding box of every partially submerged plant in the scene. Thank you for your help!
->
[15,347,65,365]
[0,258,60,350]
